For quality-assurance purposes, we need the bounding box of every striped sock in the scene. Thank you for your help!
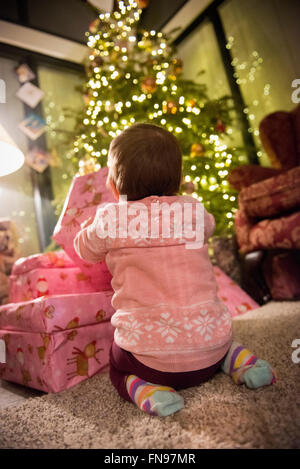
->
[221,341,277,389]
[126,375,184,417]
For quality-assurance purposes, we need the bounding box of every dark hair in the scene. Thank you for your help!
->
[108,123,182,201]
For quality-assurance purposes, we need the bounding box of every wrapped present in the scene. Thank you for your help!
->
[213,266,258,317]
[53,167,115,289]
[9,251,112,302]
[9,267,105,302]
[0,291,115,392]
[12,250,75,275]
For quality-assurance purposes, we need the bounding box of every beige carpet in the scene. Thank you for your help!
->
[0,301,299,449]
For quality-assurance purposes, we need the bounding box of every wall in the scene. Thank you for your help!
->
[0,57,40,257]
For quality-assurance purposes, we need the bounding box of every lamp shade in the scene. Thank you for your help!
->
[0,124,24,177]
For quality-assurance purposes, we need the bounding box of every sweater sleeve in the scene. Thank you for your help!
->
[204,208,216,243]
[73,213,108,264]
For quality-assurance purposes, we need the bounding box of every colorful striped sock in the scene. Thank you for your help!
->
[221,341,277,389]
[126,375,184,417]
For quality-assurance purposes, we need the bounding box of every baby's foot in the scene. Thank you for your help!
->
[242,359,277,389]
[221,342,277,389]
[126,375,184,417]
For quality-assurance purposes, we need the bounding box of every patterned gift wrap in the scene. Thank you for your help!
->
[9,266,112,302]
[213,266,258,317]
[11,250,75,275]
[10,250,112,302]
[53,167,115,289]
[0,291,115,393]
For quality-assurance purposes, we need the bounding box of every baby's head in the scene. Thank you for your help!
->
[107,123,182,201]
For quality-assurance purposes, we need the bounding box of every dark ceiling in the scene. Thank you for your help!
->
[0,0,189,44]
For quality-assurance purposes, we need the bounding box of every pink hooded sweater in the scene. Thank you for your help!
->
[74,195,232,372]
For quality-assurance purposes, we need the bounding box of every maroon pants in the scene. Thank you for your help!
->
[109,341,226,402]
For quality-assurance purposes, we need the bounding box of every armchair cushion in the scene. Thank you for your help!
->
[239,166,300,218]
[235,209,300,254]
[259,108,299,169]
[249,211,300,251]
[234,208,255,254]
[228,165,282,190]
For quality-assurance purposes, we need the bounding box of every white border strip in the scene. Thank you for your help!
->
[0,20,88,64]
[162,0,213,39]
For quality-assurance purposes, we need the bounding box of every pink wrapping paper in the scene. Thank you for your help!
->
[213,266,258,316]
[0,324,114,393]
[0,292,115,392]
[52,167,115,288]
[0,291,114,333]
[12,250,75,275]
[9,266,112,303]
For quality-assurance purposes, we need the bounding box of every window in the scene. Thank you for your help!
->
[177,0,300,167]
[38,65,84,216]
[220,0,300,166]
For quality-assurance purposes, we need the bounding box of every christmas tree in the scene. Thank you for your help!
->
[57,0,244,235]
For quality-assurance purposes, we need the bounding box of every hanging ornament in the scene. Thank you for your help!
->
[216,119,226,133]
[141,77,157,94]
[163,100,178,114]
[181,180,198,194]
[168,73,177,82]
[89,18,100,34]
[137,0,150,8]
[172,58,183,75]
[91,55,104,68]
[190,143,205,157]
[187,99,196,108]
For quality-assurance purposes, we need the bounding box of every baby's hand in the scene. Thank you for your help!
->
[80,216,94,230]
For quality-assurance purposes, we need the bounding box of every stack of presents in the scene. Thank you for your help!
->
[0,168,259,393]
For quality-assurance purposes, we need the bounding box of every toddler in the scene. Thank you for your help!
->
[74,123,276,417]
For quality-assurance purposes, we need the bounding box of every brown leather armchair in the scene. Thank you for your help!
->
[228,105,300,302]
